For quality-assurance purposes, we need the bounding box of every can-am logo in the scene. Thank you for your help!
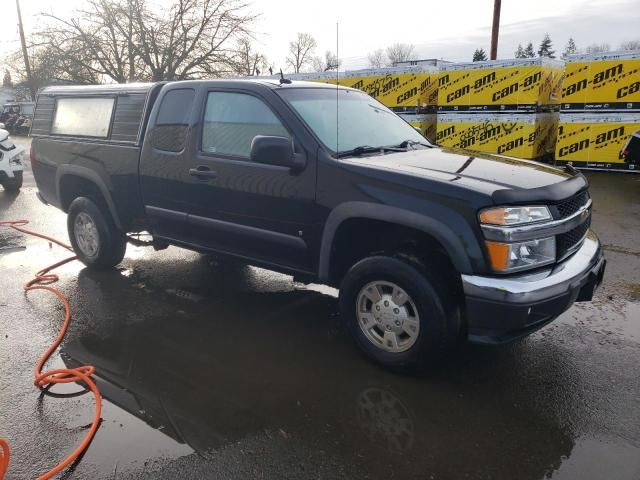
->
[563,64,624,97]
[436,125,455,141]
[397,86,418,104]
[497,136,524,154]
[558,126,625,157]
[446,84,470,103]
[617,80,640,99]
[474,72,495,89]
[491,72,541,101]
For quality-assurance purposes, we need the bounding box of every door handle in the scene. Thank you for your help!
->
[189,166,217,179]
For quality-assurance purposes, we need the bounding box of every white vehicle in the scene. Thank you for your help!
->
[0,123,24,192]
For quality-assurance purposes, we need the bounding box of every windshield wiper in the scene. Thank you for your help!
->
[336,145,406,158]
[392,139,433,149]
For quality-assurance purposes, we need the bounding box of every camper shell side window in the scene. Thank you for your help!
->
[32,84,155,143]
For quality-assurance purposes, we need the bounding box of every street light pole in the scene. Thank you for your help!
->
[490,0,501,60]
[16,0,35,100]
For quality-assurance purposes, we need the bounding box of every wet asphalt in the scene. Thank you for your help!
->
[1,137,640,479]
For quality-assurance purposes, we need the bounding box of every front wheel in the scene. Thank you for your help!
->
[339,256,458,369]
[67,197,127,269]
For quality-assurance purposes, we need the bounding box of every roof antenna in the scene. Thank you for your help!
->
[279,69,292,84]
[336,21,339,154]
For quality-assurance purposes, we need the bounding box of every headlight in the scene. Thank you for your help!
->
[485,237,556,273]
[479,206,552,225]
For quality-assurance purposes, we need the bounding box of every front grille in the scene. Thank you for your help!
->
[557,216,591,259]
[556,191,589,219]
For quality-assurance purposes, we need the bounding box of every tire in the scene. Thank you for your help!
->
[339,256,458,369]
[67,196,127,270]
[2,171,23,192]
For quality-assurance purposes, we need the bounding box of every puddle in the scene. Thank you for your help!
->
[629,283,640,301]
[550,435,640,480]
[0,246,26,254]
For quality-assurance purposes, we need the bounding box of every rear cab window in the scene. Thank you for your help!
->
[151,89,195,152]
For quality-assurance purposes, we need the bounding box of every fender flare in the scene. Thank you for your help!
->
[56,164,123,230]
[317,201,473,282]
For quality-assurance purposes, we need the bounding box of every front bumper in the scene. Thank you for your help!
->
[461,230,605,344]
[0,152,24,179]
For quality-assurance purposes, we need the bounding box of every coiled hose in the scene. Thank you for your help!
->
[0,220,102,479]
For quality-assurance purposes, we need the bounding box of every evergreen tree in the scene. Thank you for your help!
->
[563,38,578,57]
[538,34,556,58]
[2,70,12,88]
[524,42,536,58]
[515,44,526,58]
[472,48,488,62]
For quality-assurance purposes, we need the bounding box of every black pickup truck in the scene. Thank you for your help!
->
[30,80,605,368]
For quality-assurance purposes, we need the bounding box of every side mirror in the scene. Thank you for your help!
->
[250,135,304,170]
[0,129,8,143]
[0,123,5,129]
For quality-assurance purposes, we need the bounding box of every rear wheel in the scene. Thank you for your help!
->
[2,171,23,192]
[67,197,127,269]
[339,256,458,369]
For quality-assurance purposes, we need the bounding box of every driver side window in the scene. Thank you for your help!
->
[202,92,290,158]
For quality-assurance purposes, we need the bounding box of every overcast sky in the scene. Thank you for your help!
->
[1,0,639,74]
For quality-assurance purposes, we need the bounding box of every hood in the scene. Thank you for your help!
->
[344,147,583,201]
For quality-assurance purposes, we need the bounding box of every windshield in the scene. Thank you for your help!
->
[278,88,429,155]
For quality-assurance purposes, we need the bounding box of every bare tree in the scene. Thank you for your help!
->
[28,0,257,84]
[619,40,640,51]
[285,33,317,73]
[36,0,147,83]
[7,42,100,91]
[585,43,611,54]
[311,50,341,72]
[234,37,266,75]
[367,49,385,68]
[386,43,415,65]
[3,70,13,88]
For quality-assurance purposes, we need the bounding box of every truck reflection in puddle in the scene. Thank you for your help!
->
[60,263,575,479]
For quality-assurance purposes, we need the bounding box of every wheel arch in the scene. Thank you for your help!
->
[56,165,123,230]
[318,202,473,284]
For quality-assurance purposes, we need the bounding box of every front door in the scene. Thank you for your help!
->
[186,89,317,273]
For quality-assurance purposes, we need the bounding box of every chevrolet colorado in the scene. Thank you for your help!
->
[29,80,606,367]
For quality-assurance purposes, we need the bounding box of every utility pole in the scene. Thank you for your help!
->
[16,0,35,100]
[490,0,501,60]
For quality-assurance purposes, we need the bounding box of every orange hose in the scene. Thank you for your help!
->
[0,439,8,479]
[0,220,102,480]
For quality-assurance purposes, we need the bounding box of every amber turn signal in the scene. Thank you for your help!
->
[485,241,511,272]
